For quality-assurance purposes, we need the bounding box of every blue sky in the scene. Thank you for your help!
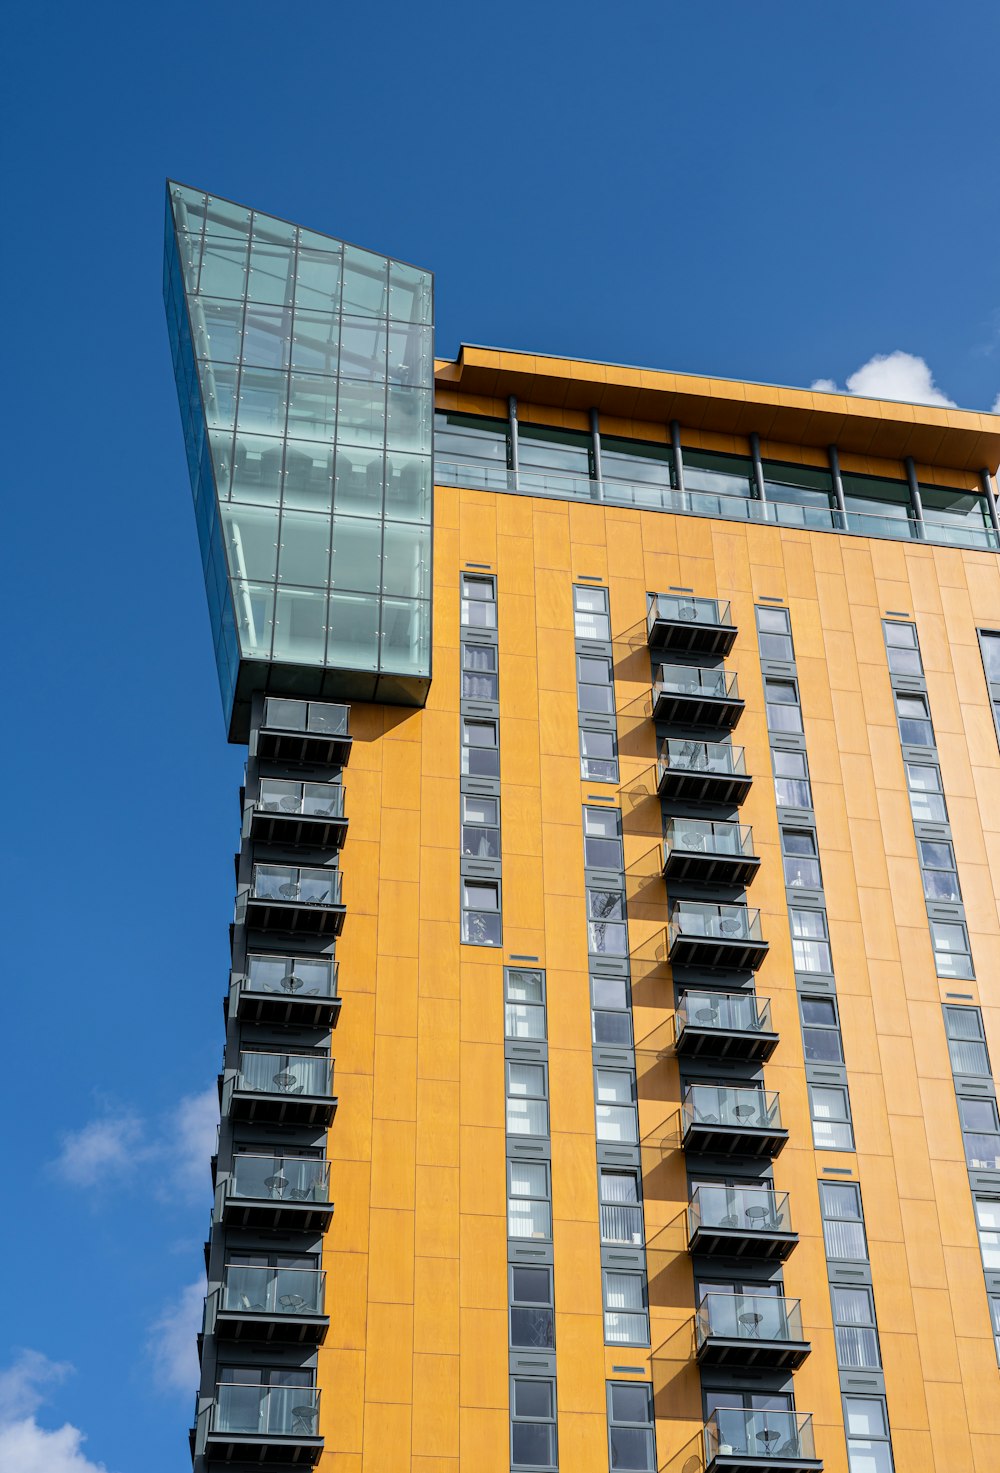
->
[3,2,999,1469]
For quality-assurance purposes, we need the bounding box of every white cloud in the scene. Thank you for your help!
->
[990,392,1000,415]
[0,1351,111,1473]
[51,1085,218,1203]
[148,1279,205,1395]
[811,350,957,407]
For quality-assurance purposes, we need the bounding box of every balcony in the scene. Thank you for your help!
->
[674,991,778,1063]
[652,664,744,729]
[245,865,346,936]
[668,903,769,971]
[249,780,347,850]
[704,1409,821,1473]
[657,739,753,805]
[257,697,351,766]
[231,953,341,1027]
[216,1154,333,1232]
[682,1085,787,1158]
[688,1185,797,1260]
[663,819,760,887]
[202,1382,322,1466]
[213,1266,328,1345]
[224,1051,337,1127]
[696,1293,810,1370]
[647,593,737,657]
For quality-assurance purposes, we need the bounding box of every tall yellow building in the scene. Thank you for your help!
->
[165,182,1000,1473]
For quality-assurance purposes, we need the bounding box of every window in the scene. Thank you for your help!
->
[820,1182,868,1261]
[773,748,812,808]
[905,762,947,823]
[462,795,500,858]
[810,1084,854,1150]
[505,968,546,1041]
[592,974,633,1047]
[975,1198,1000,1270]
[461,573,496,628]
[782,827,822,889]
[800,996,844,1063]
[883,620,923,676]
[435,411,508,469]
[607,1381,655,1472]
[981,630,1000,684]
[990,1296,1000,1362]
[930,918,974,979]
[599,1169,644,1246]
[583,806,623,869]
[918,838,961,901]
[832,1286,881,1369]
[894,691,934,747]
[577,654,616,713]
[510,1267,554,1349]
[519,423,591,480]
[958,1097,1000,1170]
[506,1062,548,1137]
[587,888,628,955]
[603,1270,649,1345]
[843,1396,895,1473]
[574,584,610,641]
[790,907,832,973]
[764,677,803,733]
[756,605,794,661]
[943,1006,991,1077]
[580,727,619,783]
[595,1069,638,1144]
[461,717,499,777]
[462,641,498,700]
[510,1377,557,1470]
[462,879,501,946]
[508,1161,551,1241]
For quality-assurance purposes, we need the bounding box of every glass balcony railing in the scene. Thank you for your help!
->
[210,1382,320,1438]
[688,1184,792,1237]
[676,990,773,1036]
[659,739,747,780]
[705,1408,816,1463]
[600,1202,645,1246]
[264,698,349,736]
[655,663,739,702]
[664,818,754,860]
[228,1154,330,1204]
[436,458,1000,553]
[220,1265,325,1317]
[257,780,345,819]
[251,866,342,906]
[669,902,763,944]
[697,1292,803,1347]
[244,953,338,1000]
[647,592,733,630]
[235,1052,332,1098]
[683,1085,782,1134]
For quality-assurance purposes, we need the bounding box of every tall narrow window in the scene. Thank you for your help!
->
[820,1182,868,1261]
[800,996,844,1063]
[595,1069,638,1144]
[607,1381,656,1471]
[884,621,923,676]
[603,1270,649,1346]
[461,573,496,628]
[975,1198,1000,1270]
[462,641,498,699]
[583,806,624,869]
[782,827,822,888]
[832,1286,881,1369]
[510,1267,555,1349]
[507,1161,551,1241]
[756,605,794,661]
[917,838,961,901]
[599,1169,644,1246]
[462,879,501,946]
[580,727,619,782]
[506,1062,549,1137]
[461,717,499,777]
[790,907,832,972]
[763,677,803,733]
[577,653,615,712]
[587,888,628,956]
[943,1006,991,1077]
[930,919,974,980]
[510,1378,557,1470]
[773,748,812,808]
[591,975,633,1047]
[505,969,546,1041]
[461,794,500,858]
[843,1396,895,1473]
[574,584,610,640]
[810,1084,854,1150]
[958,1097,1000,1170]
[905,762,947,822]
[894,691,934,746]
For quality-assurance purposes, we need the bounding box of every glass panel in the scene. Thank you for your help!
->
[273,588,327,665]
[287,374,338,442]
[385,450,431,523]
[278,511,331,587]
[327,591,379,669]
[335,445,384,518]
[290,309,339,374]
[247,241,295,306]
[294,248,342,312]
[342,245,388,316]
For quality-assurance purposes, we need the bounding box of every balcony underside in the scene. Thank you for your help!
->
[707,1453,822,1473]
[204,1430,324,1467]
[669,934,769,971]
[256,728,353,767]
[663,850,761,887]
[652,690,745,728]
[227,1089,338,1128]
[219,1196,335,1233]
[675,1023,779,1063]
[214,1308,329,1347]
[697,1334,811,1371]
[684,1121,789,1159]
[648,617,737,657]
[249,811,348,849]
[245,897,346,937]
[231,988,342,1028]
[658,766,754,806]
[689,1225,799,1261]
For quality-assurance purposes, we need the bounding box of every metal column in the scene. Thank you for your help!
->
[670,420,685,494]
[904,456,925,531]
[749,432,767,502]
[979,468,1000,537]
[589,407,603,501]
[508,395,519,485]
[828,445,847,527]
